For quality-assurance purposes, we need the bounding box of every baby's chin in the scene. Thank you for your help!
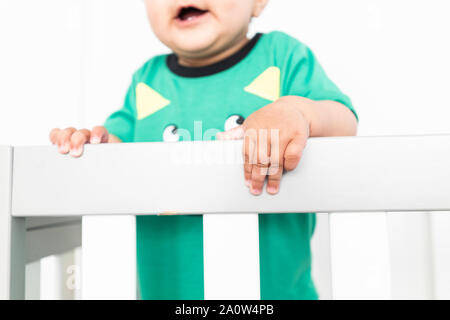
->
[169,29,222,58]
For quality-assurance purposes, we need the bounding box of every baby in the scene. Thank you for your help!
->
[50,0,358,299]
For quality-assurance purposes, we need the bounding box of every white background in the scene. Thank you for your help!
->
[1,0,450,299]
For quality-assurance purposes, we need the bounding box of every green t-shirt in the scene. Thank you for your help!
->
[105,31,358,300]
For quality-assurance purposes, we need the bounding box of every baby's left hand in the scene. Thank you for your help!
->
[217,96,312,195]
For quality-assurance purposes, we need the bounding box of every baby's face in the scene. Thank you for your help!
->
[144,0,267,61]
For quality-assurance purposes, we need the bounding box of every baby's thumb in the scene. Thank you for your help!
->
[90,126,109,144]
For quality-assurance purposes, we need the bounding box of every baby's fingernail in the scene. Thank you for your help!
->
[245,179,251,187]
[60,143,69,153]
[250,187,262,195]
[91,137,101,144]
[267,186,279,195]
[70,147,82,157]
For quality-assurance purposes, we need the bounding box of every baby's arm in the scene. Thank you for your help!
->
[293,97,358,137]
[49,126,122,157]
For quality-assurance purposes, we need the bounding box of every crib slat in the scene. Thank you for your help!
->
[81,216,136,300]
[329,212,392,299]
[203,213,260,300]
[430,212,450,299]
[387,212,434,299]
[0,146,25,300]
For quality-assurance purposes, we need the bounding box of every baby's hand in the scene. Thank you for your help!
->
[49,126,117,157]
[217,96,312,196]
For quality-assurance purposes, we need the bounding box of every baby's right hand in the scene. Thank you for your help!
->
[49,126,111,157]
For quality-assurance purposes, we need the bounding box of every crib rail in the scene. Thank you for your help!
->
[11,135,450,216]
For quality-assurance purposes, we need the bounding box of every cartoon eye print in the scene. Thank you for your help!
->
[163,124,180,142]
[224,115,245,132]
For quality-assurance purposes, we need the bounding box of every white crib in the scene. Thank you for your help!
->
[1,135,450,300]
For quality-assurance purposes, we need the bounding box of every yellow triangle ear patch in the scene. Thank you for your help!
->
[244,67,281,102]
[136,82,170,120]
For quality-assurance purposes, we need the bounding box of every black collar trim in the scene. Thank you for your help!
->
[166,33,263,78]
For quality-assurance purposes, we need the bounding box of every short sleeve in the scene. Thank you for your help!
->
[280,36,359,122]
[104,78,137,142]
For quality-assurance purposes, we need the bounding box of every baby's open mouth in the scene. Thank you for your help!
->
[176,6,208,22]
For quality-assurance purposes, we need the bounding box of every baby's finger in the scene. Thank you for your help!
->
[69,129,90,157]
[267,147,284,195]
[90,126,109,144]
[57,127,76,154]
[244,158,252,187]
[251,162,269,195]
[266,132,288,195]
[216,126,245,141]
[284,136,306,171]
[250,134,270,196]
[266,164,282,195]
[49,128,61,145]
[243,131,257,187]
